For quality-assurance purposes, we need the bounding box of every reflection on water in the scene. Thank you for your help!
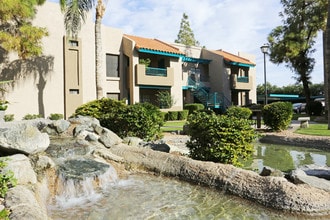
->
[48,174,328,220]
[47,141,330,220]
[244,142,330,173]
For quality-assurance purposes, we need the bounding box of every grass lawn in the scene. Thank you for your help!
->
[161,120,186,132]
[294,123,330,136]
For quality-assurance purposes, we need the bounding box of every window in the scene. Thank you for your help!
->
[106,54,119,77]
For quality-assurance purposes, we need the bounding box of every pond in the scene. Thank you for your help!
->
[47,141,330,220]
[47,173,319,220]
[244,142,330,173]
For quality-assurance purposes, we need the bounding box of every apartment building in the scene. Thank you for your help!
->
[0,1,256,119]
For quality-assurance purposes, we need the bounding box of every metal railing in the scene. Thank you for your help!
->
[146,67,167,77]
[237,76,249,83]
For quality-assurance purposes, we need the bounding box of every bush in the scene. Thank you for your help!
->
[75,99,164,141]
[184,103,205,114]
[262,102,293,131]
[178,110,189,120]
[48,113,64,120]
[22,114,43,120]
[226,106,252,120]
[0,159,17,198]
[166,111,179,121]
[4,114,14,122]
[306,101,323,116]
[74,98,126,119]
[156,91,174,109]
[0,158,17,219]
[125,102,164,140]
[185,111,257,166]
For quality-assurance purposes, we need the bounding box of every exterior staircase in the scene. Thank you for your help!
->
[188,77,231,111]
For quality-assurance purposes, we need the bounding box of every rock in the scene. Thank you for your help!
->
[68,115,100,127]
[5,185,49,220]
[42,119,71,135]
[0,124,49,155]
[300,164,330,180]
[289,169,330,192]
[260,166,283,177]
[3,154,37,185]
[98,127,122,148]
[123,137,143,147]
[142,142,171,153]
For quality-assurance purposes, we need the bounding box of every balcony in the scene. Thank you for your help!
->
[231,74,253,90]
[146,67,167,77]
[136,64,174,86]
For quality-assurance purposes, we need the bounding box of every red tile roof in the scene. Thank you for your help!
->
[211,50,255,66]
[124,34,184,55]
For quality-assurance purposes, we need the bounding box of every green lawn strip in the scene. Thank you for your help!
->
[294,123,330,136]
[161,120,186,132]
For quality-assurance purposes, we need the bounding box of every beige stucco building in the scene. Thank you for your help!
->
[0,1,256,120]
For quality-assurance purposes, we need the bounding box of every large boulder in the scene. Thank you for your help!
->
[0,124,49,155]
[3,154,37,185]
[5,185,49,220]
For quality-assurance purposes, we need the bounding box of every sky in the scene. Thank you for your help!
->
[49,0,325,87]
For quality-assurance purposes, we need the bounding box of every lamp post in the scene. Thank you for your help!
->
[260,44,269,105]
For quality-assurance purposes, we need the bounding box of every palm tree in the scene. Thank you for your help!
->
[326,0,330,129]
[60,0,107,99]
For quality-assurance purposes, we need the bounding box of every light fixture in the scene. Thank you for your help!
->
[260,44,269,105]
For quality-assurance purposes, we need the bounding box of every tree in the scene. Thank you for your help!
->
[175,13,200,46]
[325,0,330,129]
[60,0,107,99]
[0,0,48,59]
[267,0,327,112]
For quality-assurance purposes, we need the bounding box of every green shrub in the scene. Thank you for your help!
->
[0,100,8,111]
[156,91,174,109]
[48,113,64,120]
[4,114,14,122]
[184,103,205,114]
[22,114,43,120]
[178,110,189,120]
[74,98,126,119]
[226,106,252,119]
[306,101,323,116]
[0,158,17,198]
[166,111,179,121]
[262,102,293,131]
[75,99,164,141]
[0,158,17,220]
[185,111,257,166]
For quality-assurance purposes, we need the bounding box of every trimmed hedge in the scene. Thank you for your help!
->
[262,102,293,131]
[226,106,252,120]
[186,111,257,166]
[184,103,205,114]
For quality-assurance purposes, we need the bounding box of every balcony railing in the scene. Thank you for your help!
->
[237,76,249,83]
[146,67,167,77]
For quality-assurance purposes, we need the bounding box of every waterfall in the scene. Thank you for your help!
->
[52,159,118,208]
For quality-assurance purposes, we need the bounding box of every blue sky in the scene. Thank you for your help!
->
[49,0,324,86]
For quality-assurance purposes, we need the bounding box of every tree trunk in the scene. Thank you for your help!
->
[95,0,105,99]
[326,0,330,129]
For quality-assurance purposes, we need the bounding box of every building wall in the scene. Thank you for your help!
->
[0,1,257,120]
[0,1,124,119]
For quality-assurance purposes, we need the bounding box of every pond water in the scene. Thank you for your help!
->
[245,142,330,173]
[48,173,318,220]
[47,141,330,220]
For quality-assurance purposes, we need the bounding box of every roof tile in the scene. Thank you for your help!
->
[212,50,255,66]
[124,34,184,55]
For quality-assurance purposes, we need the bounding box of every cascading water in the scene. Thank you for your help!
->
[52,159,118,208]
